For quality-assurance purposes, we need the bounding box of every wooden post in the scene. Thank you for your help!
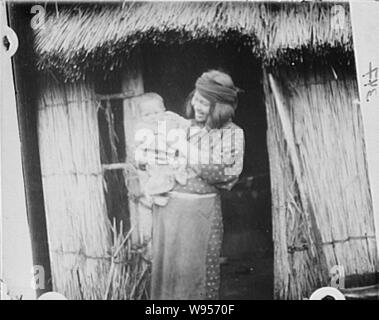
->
[121,51,149,245]
[122,54,144,163]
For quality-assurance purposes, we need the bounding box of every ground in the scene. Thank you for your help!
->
[220,256,273,300]
[220,187,273,300]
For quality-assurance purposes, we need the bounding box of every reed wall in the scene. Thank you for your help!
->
[37,76,111,299]
[264,66,378,299]
[37,74,150,299]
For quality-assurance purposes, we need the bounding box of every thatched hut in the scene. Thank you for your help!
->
[9,1,378,299]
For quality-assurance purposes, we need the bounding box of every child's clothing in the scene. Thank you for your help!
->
[135,111,193,207]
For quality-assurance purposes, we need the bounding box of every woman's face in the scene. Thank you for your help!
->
[191,91,211,123]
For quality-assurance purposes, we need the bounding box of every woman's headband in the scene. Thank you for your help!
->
[195,74,242,107]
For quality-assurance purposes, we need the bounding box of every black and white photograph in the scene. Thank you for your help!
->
[1,0,379,302]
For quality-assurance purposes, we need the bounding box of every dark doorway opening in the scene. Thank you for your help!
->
[142,41,273,299]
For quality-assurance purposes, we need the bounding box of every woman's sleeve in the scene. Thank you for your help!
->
[189,126,245,191]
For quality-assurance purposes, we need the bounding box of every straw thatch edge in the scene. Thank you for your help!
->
[34,2,353,82]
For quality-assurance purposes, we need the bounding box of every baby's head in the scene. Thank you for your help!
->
[138,92,165,121]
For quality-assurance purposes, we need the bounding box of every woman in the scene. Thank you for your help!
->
[151,70,245,300]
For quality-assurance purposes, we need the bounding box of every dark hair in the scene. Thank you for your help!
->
[185,70,237,129]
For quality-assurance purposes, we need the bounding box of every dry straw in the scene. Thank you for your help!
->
[38,76,110,299]
[264,67,378,299]
[37,75,150,299]
[33,2,353,80]
[104,219,150,300]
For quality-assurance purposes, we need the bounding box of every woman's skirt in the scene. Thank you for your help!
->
[150,192,223,300]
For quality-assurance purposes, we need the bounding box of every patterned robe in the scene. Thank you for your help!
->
[151,120,244,300]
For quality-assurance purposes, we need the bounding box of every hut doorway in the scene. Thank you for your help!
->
[142,42,273,299]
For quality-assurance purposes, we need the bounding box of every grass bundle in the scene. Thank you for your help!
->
[285,69,377,279]
[38,74,151,299]
[33,2,352,81]
[37,75,111,299]
[264,70,328,300]
[264,66,378,299]
[104,219,150,300]
[263,2,352,61]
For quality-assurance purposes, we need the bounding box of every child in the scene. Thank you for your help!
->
[134,93,193,207]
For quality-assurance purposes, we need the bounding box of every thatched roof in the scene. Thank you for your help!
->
[34,1,353,81]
